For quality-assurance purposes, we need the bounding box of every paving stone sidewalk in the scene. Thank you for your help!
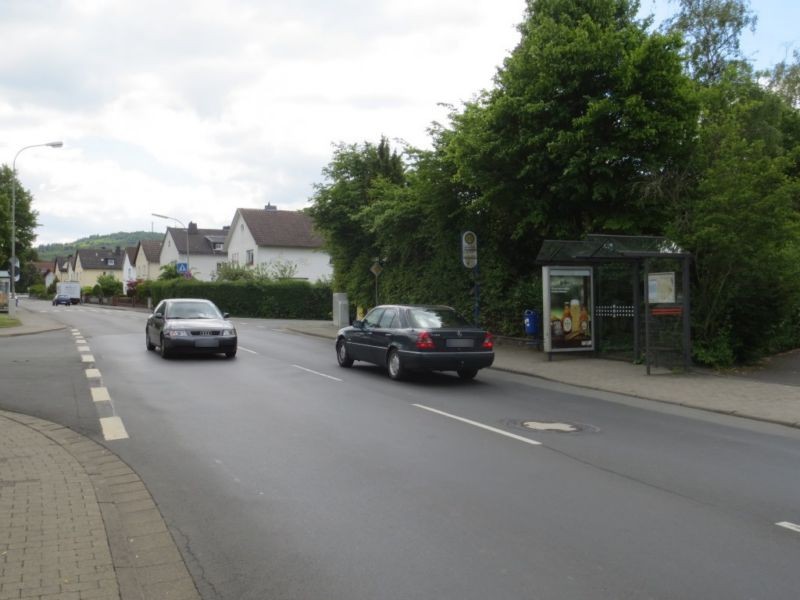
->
[0,411,199,600]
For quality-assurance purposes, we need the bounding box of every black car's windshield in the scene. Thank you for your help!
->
[408,307,472,329]
[166,302,222,319]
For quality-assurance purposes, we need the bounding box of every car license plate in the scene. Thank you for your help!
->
[446,339,474,348]
[195,339,219,348]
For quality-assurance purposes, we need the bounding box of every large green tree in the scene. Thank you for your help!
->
[0,165,40,278]
[664,0,757,84]
[669,66,800,364]
[445,0,697,269]
[308,137,406,309]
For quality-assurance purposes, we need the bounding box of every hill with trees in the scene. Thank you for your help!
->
[36,231,163,261]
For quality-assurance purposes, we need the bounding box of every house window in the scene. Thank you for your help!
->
[214,243,224,251]
[246,250,254,266]
[107,259,115,266]
[231,253,239,265]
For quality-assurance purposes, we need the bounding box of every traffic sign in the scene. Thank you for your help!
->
[176,262,188,274]
[461,231,478,268]
[370,262,383,277]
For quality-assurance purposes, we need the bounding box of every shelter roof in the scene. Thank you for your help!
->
[536,235,688,264]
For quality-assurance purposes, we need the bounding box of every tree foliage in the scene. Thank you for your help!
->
[0,165,39,277]
[308,0,799,366]
[664,0,757,84]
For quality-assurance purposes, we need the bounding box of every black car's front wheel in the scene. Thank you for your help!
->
[336,338,354,368]
[159,335,171,359]
[387,348,406,380]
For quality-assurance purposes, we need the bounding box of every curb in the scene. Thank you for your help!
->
[0,410,200,600]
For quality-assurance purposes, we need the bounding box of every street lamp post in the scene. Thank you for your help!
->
[151,213,190,276]
[9,141,63,317]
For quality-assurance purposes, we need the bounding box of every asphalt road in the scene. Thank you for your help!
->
[4,299,800,600]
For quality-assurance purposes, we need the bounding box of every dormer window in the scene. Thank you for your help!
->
[214,243,224,251]
[107,259,115,266]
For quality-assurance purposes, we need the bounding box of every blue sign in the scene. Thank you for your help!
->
[176,262,188,274]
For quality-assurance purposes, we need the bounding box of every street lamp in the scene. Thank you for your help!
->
[9,141,63,317]
[151,213,190,276]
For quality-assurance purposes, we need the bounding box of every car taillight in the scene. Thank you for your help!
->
[482,332,494,349]
[416,331,435,350]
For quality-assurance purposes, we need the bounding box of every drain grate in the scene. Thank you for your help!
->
[522,421,579,433]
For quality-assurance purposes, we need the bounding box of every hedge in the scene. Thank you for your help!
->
[145,279,333,320]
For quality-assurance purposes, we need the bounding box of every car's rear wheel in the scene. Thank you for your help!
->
[457,368,478,380]
[336,338,353,368]
[145,330,155,351]
[159,335,171,359]
[387,348,406,380]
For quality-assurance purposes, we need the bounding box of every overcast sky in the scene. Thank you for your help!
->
[2,0,798,246]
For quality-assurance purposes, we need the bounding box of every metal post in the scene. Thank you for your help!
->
[9,142,63,316]
[644,259,651,375]
[151,214,189,275]
[632,260,641,362]
[682,255,692,371]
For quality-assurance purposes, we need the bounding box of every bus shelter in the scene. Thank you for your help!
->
[536,235,692,373]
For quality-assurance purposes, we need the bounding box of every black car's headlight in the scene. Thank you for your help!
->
[164,329,190,338]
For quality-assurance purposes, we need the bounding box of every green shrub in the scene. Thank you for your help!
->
[147,279,332,319]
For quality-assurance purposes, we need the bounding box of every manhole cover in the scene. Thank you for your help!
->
[522,421,579,433]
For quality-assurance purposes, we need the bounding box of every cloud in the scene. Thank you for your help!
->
[1,0,526,244]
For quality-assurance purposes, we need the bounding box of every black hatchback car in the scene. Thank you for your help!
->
[336,304,494,380]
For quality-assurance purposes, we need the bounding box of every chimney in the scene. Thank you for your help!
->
[188,222,198,234]
[222,225,230,232]
[265,203,277,211]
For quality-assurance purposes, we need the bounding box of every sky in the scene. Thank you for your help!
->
[1,0,798,246]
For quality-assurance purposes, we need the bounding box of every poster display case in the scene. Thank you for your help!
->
[543,266,594,353]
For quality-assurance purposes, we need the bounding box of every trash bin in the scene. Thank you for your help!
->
[523,309,539,337]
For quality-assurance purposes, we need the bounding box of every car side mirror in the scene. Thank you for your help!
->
[223,312,230,318]
[352,319,363,329]
[154,312,164,320]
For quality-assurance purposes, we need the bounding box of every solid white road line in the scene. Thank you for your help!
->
[413,404,542,446]
[292,365,343,382]
[100,416,129,441]
[238,346,258,354]
[776,521,800,534]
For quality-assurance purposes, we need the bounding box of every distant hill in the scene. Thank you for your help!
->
[36,231,163,262]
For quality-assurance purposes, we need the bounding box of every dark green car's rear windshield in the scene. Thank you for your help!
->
[408,307,472,329]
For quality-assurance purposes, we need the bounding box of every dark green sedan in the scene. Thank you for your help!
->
[335,305,494,380]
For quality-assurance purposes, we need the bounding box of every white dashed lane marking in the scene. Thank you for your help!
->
[292,365,343,382]
[776,521,800,534]
[100,417,129,441]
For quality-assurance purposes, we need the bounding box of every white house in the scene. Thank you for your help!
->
[134,239,162,282]
[121,247,137,294]
[158,222,228,282]
[224,205,331,281]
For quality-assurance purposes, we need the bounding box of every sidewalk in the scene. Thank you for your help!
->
[1,305,798,599]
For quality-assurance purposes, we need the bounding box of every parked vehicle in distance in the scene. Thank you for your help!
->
[335,304,494,380]
[146,298,237,359]
[56,281,81,304]
[52,294,71,306]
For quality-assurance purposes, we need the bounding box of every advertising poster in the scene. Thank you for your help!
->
[543,267,594,352]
